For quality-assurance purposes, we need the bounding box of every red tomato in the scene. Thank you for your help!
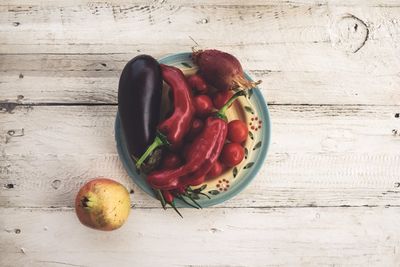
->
[207,160,224,179]
[220,143,244,167]
[193,95,214,117]
[213,90,233,110]
[161,152,182,169]
[227,120,248,143]
[187,74,208,94]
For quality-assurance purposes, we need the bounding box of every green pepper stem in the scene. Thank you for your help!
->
[217,90,247,119]
[155,189,166,209]
[185,194,202,209]
[170,201,183,218]
[136,133,168,169]
[197,192,211,199]
[177,195,200,209]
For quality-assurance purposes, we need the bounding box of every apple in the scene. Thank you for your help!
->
[75,178,131,231]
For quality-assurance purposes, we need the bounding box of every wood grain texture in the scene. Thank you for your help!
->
[1,2,399,105]
[1,105,399,208]
[1,53,400,105]
[1,207,400,267]
[1,2,399,54]
[2,0,400,6]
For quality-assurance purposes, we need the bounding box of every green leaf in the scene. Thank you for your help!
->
[181,62,192,68]
[243,162,254,169]
[253,141,262,151]
[244,147,249,159]
[190,193,200,200]
[198,192,211,199]
[248,131,254,140]
[208,190,220,195]
[244,106,254,114]
[199,184,207,191]
[248,89,254,99]
[193,184,207,193]
[233,167,238,178]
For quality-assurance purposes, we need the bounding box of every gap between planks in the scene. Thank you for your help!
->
[3,205,399,211]
[1,103,400,106]
[1,0,400,6]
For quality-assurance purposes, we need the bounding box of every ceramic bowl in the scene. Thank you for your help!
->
[115,52,271,207]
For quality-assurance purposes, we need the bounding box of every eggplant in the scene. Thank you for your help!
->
[118,55,163,165]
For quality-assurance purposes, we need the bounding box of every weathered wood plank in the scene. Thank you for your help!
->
[1,52,400,105]
[1,2,400,105]
[1,105,399,208]
[2,0,400,6]
[0,3,326,49]
[1,207,399,267]
[1,3,399,53]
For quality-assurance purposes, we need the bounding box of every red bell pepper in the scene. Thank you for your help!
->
[136,64,195,168]
[147,90,246,190]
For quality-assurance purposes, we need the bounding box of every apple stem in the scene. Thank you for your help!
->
[81,196,94,209]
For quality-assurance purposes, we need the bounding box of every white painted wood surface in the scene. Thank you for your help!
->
[2,207,400,267]
[1,1,400,266]
[1,105,400,209]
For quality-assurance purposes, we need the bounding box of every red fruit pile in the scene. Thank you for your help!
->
[159,72,248,182]
[121,50,261,215]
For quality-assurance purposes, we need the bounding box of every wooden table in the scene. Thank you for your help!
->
[1,1,400,266]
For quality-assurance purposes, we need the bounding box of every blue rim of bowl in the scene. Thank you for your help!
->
[115,52,271,207]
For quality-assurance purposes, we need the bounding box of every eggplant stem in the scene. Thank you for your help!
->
[136,133,168,168]
[170,201,183,218]
[177,195,200,209]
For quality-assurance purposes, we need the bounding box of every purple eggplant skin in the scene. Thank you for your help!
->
[118,55,163,159]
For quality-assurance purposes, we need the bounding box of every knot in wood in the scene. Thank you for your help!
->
[330,14,369,53]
